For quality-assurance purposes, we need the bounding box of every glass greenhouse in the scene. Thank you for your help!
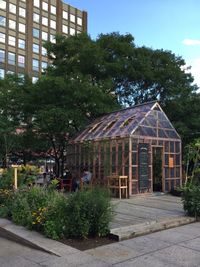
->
[66,101,182,196]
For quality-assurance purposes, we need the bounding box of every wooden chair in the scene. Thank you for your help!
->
[60,178,73,192]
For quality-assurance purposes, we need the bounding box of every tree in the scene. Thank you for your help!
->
[44,32,199,144]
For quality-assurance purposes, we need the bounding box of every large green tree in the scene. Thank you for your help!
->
[44,33,199,144]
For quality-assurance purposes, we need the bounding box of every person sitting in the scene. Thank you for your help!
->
[81,168,92,185]
[72,168,92,191]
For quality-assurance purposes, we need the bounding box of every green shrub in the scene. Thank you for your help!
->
[0,169,14,189]
[181,184,200,218]
[65,187,113,238]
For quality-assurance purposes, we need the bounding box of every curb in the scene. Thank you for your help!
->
[110,216,196,241]
[0,219,78,257]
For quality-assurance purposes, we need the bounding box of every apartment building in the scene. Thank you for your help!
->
[0,0,87,82]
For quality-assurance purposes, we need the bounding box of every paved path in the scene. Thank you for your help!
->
[86,222,200,267]
[111,194,185,229]
[1,223,200,266]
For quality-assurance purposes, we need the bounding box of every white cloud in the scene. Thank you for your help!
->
[186,58,200,90]
[183,39,200,46]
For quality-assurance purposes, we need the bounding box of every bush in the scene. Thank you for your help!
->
[181,184,200,218]
[65,187,113,238]
[0,169,14,189]
[0,185,113,240]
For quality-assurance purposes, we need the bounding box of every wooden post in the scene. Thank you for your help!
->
[12,165,18,190]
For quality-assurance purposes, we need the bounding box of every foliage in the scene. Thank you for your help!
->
[0,169,15,189]
[0,186,113,240]
[65,187,113,238]
[181,183,200,218]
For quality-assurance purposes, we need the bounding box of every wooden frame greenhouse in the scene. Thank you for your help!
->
[66,101,182,197]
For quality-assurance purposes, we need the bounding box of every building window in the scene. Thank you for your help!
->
[33,43,39,54]
[42,2,48,11]
[50,5,56,14]
[33,0,40,8]
[32,76,38,83]
[42,17,48,26]
[0,1,6,10]
[8,36,16,46]
[41,61,47,71]
[0,69,5,79]
[77,17,82,26]
[33,13,40,23]
[0,33,5,43]
[9,3,16,14]
[0,16,6,27]
[19,23,26,33]
[33,28,40,38]
[41,47,47,56]
[18,39,25,49]
[50,20,56,29]
[0,50,5,62]
[50,34,56,43]
[32,59,39,71]
[70,28,75,36]
[9,19,16,30]
[8,52,16,65]
[70,14,75,23]
[62,25,68,34]
[18,55,25,68]
[42,31,48,41]
[63,10,68,20]
[19,7,26,18]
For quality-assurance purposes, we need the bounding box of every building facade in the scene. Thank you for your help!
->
[0,0,87,82]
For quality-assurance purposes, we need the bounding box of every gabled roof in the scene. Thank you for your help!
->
[74,101,180,142]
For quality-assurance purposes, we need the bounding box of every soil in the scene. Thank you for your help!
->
[60,235,117,251]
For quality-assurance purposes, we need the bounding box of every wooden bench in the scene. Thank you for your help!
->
[107,175,128,199]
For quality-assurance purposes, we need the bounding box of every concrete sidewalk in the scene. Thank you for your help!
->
[110,194,195,240]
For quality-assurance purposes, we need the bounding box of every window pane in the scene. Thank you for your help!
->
[42,31,48,40]
[18,39,25,49]
[0,16,6,27]
[19,7,26,17]
[0,68,5,79]
[32,59,39,71]
[33,43,39,53]
[18,55,25,67]
[50,20,56,29]
[33,0,40,8]
[0,50,5,62]
[8,52,16,65]
[41,47,47,56]
[0,1,6,10]
[33,28,40,38]
[77,17,82,25]
[0,33,5,43]
[42,17,48,26]
[8,36,16,46]
[41,61,47,71]
[70,14,75,23]
[33,13,40,23]
[9,3,16,14]
[62,25,68,34]
[19,23,26,33]
[70,28,75,35]
[50,5,56,14]
[9,19,16,30]
[42,2,48,11]
[50,34,56,43]
[63,11,68,20]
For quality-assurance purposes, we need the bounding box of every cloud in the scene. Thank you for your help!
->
[182,39,200,46]
[186,58,200,90]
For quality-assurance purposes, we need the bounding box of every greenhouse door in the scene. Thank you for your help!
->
[152,147,163,192]
[138,144,149,191]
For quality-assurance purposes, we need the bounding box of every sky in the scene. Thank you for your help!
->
[65,0,200,88]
